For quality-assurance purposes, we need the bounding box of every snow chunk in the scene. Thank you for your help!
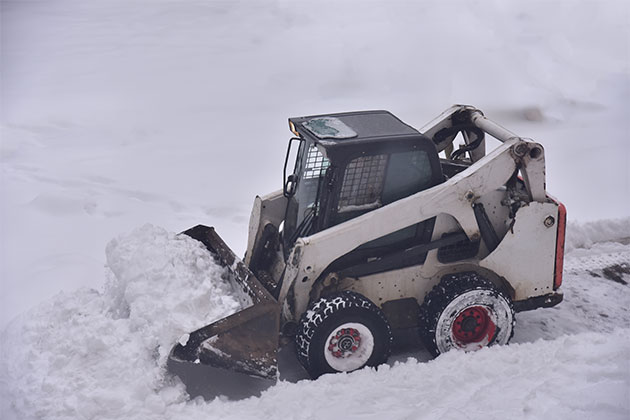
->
[302,117,358,139]
[178,334,190,347]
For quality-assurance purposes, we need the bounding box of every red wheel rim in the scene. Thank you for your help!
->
[328,327,361,358]
[452,306,496,344]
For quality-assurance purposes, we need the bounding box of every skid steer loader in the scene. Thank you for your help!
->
[169,105,566,384]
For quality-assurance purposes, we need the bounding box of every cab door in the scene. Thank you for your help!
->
[324,147,443,275]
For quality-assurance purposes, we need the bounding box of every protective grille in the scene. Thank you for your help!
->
[303,145,330,179]
[338,154,388,211]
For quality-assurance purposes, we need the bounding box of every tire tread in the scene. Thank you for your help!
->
[295,291,392,377]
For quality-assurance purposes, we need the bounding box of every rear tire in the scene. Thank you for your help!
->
[418,272,514,357]
[295,291,393,379]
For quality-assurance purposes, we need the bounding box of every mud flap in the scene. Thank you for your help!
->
[169,225,280,383]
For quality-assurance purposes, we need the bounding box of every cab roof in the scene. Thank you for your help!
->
[289,110,427,149]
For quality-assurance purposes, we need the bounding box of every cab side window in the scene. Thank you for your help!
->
[333,149,433,229]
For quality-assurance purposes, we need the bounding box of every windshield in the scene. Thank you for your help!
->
[283,141,330,249]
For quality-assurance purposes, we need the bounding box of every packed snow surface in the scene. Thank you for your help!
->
[1,221,629,420]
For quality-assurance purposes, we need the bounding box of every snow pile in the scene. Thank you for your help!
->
[0,225,244,420]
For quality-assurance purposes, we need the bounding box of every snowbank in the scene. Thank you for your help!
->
[0,225,244,420]
[566,217,630,252]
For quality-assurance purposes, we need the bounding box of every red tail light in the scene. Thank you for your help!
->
[553,201,567,290]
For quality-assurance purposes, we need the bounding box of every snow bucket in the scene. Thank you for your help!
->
[168,225,280,385]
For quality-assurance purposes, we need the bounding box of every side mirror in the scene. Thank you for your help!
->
[284,174,297,198]
[283,137,303,198]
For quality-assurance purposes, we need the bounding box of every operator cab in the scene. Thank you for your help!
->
[283,111,443,254]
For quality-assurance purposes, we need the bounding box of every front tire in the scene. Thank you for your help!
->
[295,291,393,379]
[419,272,515,357]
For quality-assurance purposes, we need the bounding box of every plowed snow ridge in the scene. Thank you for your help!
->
[1,220,629,420]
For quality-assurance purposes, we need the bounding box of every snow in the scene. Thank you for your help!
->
[219,331,629,420]
[0,223,629,419]
[303,117,358,139]
[1,0,629,419]
[178,334,190,347]
[1,222,629,420]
